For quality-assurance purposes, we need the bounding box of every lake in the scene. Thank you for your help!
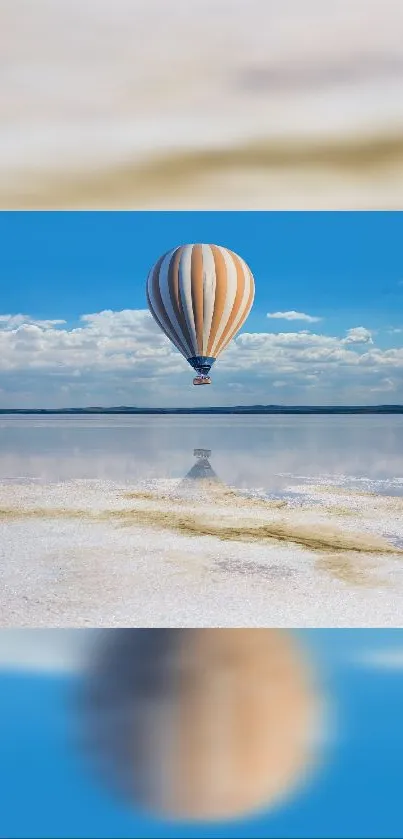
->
[1,414,403,493]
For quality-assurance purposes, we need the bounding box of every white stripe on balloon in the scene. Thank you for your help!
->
[178,245,198,358]
[158,249,193,359]
[147,261,186,357]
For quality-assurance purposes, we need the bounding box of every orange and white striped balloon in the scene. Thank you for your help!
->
[146,244,255,383]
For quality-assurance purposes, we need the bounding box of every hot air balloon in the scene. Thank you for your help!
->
[146,244,255,385]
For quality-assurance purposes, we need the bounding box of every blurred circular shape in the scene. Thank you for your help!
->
[80,629,319,822]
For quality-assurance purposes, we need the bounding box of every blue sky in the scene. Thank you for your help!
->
[0,211,402,407]
[1,629,403,839]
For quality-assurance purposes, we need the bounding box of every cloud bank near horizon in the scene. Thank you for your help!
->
[0,309,402,407]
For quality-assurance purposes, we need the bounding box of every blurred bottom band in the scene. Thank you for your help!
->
[0,628,402,838]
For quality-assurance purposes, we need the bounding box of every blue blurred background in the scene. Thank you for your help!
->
[0,629,402,838]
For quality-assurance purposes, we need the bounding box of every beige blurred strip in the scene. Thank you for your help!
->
[2,0,403,209]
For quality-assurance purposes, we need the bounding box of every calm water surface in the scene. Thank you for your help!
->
[0,414,402,494]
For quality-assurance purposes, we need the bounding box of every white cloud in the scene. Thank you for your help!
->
[0,310,402,407]
[267,311,322,323]
[342,326,373,345]
[369,377,396,392]
[0,630,96,673]
[0,315,66,330]
[0,310,176,374]
[353,649,403,671]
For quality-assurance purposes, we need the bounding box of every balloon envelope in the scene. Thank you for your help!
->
[146,244,255,381]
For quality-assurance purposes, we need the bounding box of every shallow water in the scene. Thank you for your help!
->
[0,414,402,493]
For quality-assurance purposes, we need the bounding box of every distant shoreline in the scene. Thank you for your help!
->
[1,406,402,416]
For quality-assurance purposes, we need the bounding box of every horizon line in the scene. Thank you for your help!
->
[0,404,402,413]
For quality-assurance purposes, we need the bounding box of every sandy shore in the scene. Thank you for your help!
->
[1,477,402,627]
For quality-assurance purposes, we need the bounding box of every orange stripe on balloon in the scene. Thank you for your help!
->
[213,250,246,357]
[218,268,255,356]
[191,244,204,357]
